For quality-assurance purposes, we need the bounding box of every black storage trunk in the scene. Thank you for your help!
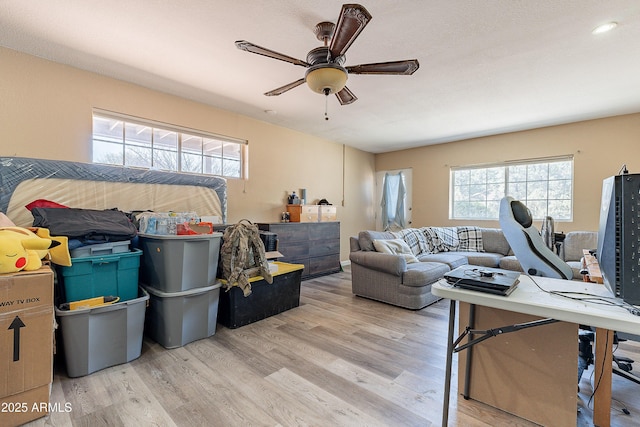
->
[217,265,303,328]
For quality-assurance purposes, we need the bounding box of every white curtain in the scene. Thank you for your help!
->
[381,172,406,231]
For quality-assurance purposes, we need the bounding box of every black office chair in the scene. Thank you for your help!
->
[498,196,639,387]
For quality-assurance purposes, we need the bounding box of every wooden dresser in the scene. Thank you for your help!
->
[257,222,341,279]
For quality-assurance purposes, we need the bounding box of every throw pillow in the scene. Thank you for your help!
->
[457,226,484,252]
[392,228,431,255]
[373,239,419,264]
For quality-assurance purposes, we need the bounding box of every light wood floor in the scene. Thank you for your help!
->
[25,266,640,426]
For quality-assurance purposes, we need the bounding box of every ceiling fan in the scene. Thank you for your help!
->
[235,3,419,107]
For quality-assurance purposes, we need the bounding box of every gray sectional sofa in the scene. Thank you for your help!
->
[349,226,597,309]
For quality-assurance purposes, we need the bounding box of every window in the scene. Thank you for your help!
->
[450,156,573,220]
[92,111,247,179]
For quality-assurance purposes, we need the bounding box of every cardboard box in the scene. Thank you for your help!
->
[0,267,54,426]
[319,205,337,221]
[286,204,319,222]
[287,205,337,222]
[0,384,51,427]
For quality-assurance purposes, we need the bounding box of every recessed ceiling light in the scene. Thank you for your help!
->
[592,21,618,34]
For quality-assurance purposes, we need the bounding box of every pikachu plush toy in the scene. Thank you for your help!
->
[0,227,71,274]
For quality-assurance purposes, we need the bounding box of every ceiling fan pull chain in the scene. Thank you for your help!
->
[324,89,330,120]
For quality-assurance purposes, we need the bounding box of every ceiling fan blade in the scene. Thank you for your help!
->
[264,78,306,96]
[235,40,309,67]
[346,59,420,75]
[335,86,357,105]
[329,4,372,59]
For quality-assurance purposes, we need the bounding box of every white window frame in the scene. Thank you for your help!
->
[449,155,574,221]
[91,110,248,179]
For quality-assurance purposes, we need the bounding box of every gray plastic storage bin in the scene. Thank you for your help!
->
[143,282,221,349]
[137,233,222,292]
[69,240,131,258]
[55,288,149,378]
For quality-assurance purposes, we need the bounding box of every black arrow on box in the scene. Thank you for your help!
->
[8,316,25,362]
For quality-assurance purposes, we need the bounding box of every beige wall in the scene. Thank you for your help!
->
[377,113,640,232]
[0,46,376,262]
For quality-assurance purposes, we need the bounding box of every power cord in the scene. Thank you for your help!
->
[525,274,640,317]
[585,358,632,416]
[526,274,636,417]
[588,328,609,408]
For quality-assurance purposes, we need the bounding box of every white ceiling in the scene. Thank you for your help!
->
[2,1,640,153]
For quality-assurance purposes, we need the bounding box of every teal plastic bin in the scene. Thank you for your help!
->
[59,249,143,302]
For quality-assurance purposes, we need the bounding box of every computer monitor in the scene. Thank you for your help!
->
[597,172,640,305]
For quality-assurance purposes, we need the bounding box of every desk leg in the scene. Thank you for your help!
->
[463,304,475,399]
[593,328,613,427]
[442,299,456,427]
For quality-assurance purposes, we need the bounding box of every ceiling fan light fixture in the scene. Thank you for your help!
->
[305,64,348,95]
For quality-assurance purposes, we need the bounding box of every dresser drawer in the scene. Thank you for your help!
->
[259,223,309,241]
[309,222,339,240]
[278,241,309,259]
[309,239,340,257]
[309,254,341,276]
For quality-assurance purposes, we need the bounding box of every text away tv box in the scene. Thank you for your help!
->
[0,267,54,427]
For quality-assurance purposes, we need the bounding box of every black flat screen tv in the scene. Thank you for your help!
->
[597,173,640,305]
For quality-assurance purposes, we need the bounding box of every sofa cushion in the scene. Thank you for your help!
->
[481,228,511,255]
[457,226,484,252]
[459,251,503,268]
[562,231,597,262]
[403,262,451,287]
[373,239,419,264]
[417,252,468,270]
[499,255,523,272]
[358,230,396,252]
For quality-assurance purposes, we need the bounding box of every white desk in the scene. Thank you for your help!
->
[432,274,640,427]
